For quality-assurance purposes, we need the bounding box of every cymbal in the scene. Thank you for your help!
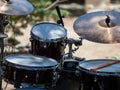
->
[0,33,8,38]
[0,0,34,15]
[73,11,120,44]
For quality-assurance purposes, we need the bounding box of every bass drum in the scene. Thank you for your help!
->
[79,59,120,90]
[30,22,67,61]
[2,54,58,88]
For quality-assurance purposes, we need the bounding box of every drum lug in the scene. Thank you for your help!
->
[14,70,16,81]
[14,70,21,88]
[52,69,59,86]
[29,37,33,42]
[40,41,50,48]
[94,76,97,82]
[1,65,6,76]
[60,41,66,46]
[75,66,81,77]
[36,71,39,83]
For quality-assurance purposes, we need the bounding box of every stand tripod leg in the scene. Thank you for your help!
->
[0,14,6,90]
[0,40,4,90]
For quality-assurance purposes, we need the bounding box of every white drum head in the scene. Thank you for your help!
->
[31,22,67,41]
[4,54,58,68]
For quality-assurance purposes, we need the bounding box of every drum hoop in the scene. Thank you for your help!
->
[79,67,120,76]
[14,88,46,90]
[3,54,58,70]
[4,60,58,71]
[31,34,67,42]
[79,60,120,76]
[31,22,67,42]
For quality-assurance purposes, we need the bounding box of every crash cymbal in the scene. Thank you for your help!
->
[0,0,34,15]
[73,11,120,44]
[0,33,8,38]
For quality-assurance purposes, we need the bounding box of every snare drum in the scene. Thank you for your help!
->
[30,22,67,61]
[79,59,120,90]
[3,54,58,88]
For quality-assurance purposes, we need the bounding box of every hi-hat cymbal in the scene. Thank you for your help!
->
[0,0,34,15]
[0,33,8,38]
[73,11,120,44]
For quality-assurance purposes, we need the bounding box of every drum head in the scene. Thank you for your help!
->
[4,54,58,69]
[14,88,46,90]
[79,59,120,76]
[31,22,67,41]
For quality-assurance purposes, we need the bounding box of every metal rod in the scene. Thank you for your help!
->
[0,14,5,90]
[51,0,64,26]
[56,6,64,26]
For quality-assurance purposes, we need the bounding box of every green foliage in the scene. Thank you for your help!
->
[7,37,20,46]
[109,53,120,60]
[111,0,120,3]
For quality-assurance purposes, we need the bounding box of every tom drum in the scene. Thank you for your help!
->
[30,22,67,61]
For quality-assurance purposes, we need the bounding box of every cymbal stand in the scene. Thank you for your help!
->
[60,38,83,90]
[65,38,83,59]
[0,14,6,90]
[56,6,64,26]
[51,0,64,26]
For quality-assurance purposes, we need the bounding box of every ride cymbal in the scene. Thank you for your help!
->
[0,0,34,15]
[73,11,120,44]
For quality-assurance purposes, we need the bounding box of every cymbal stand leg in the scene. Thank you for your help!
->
[0,14,6,90]
[0,41,4,90]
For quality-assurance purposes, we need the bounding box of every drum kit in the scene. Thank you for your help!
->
[1,0,120,90]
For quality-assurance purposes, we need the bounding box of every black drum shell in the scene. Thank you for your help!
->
[30,38,66,61]
[80,71,120,90]
[30,22,67,61]
[3,65,55,84]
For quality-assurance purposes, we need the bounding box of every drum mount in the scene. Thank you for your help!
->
[65,38,83,59]
[61,38,84,80]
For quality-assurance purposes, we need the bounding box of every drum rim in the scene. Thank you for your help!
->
[79,59,120,76]
[31,22,67,41]
[4,54,58,70]
[14,88,46,90]
[31,34,67,42]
